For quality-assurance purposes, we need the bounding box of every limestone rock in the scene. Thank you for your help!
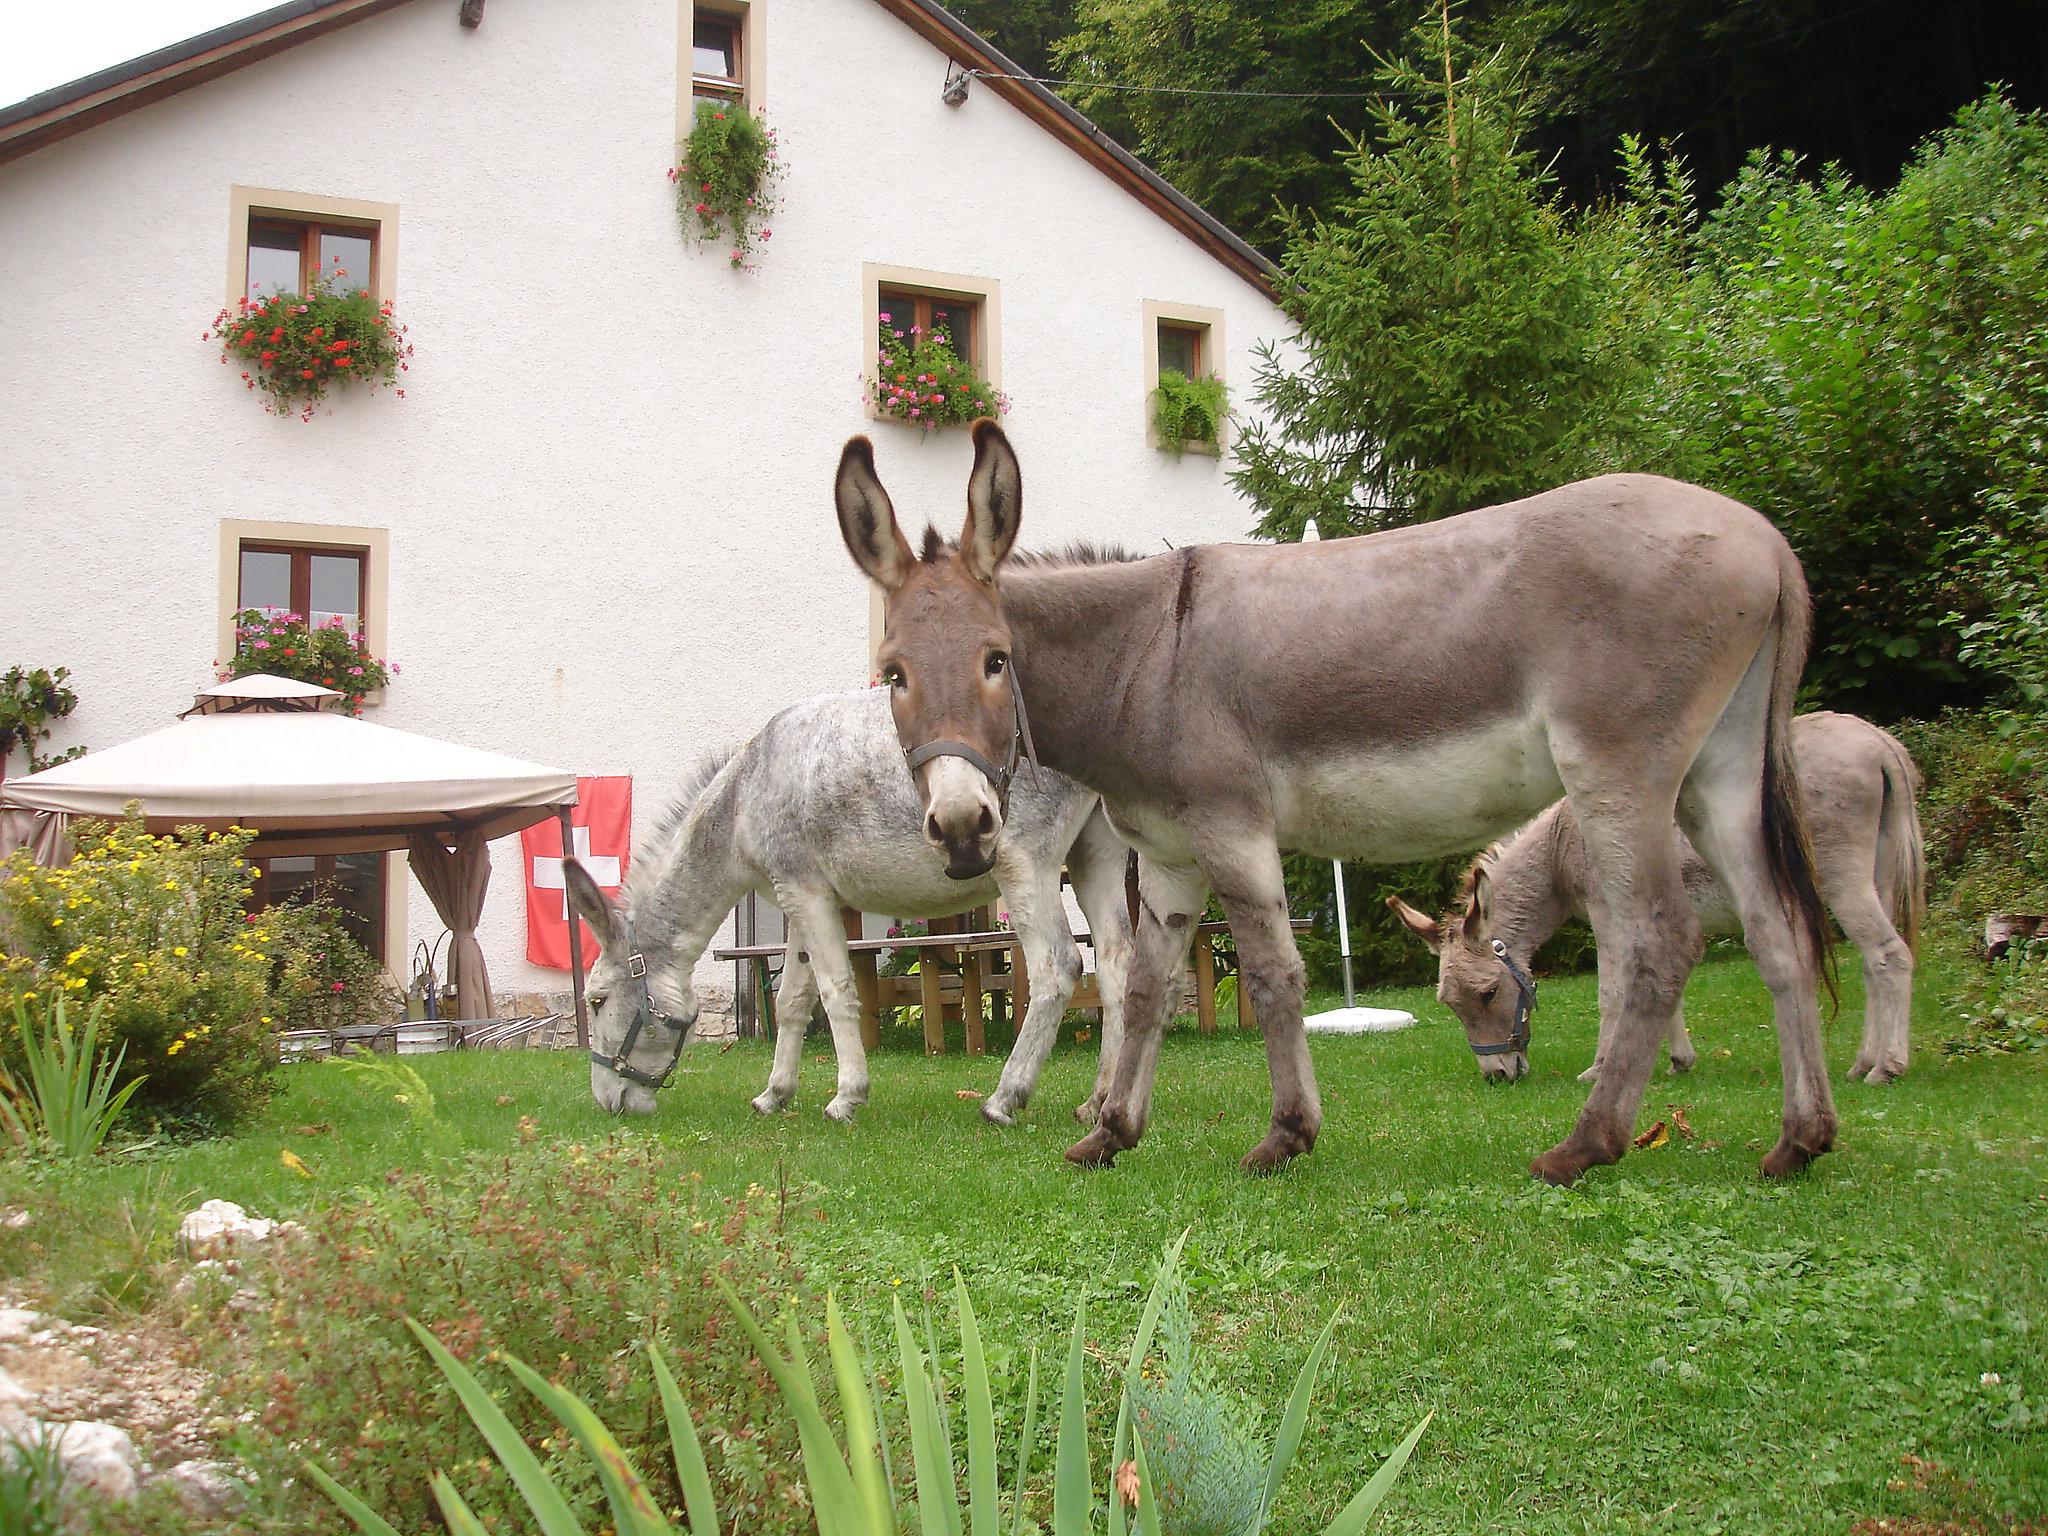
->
[157,1459,249,1518]
[0,1306,43,1344]
[177,1201,296,1261]
[3,1419,143,1502]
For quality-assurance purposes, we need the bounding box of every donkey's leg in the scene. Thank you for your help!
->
[1668,1003,1698,1074]
[752,949,818,1115]
[1532,804,1698,1185]
[1835,886,1913,1083]
[778,891,872,1122]
[1677,762,1835,1178]
[984,866,1083,1126]
[1067,855,1209,1168]
[1203,839,1318,1174]
[1063,816,1135,1125]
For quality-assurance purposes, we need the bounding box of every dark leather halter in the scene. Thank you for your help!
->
[1470,937,1537,1058]
[588,937,697,1091]
[901,659,1041,807]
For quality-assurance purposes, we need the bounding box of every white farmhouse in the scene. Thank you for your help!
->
[0,0,1295,1016]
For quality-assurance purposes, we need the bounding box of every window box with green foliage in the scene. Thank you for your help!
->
[208,266,411,422]
[225,609,393,716]
[673,101,783,269]
[1153,369,1228,456]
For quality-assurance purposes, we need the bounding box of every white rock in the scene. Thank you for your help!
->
[4,1420,142,1503]
[0,1365,30,1409]
[158,1460,249,1518]
[0,1209,30,1230]
[178,1200,285,1261]
[0,1306,43,1344]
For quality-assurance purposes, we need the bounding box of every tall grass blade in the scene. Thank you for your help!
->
[1009,1347,1040,1536]
[1319,1410,1434,1536]
[430,1472,494,1536]
[1109,1231,1189,1536]
[953,1270,999,1536]
[302,1461,407,1536]
[649,1344,720,1536]
[1259,1307,1343,1525]
[1132,1428,1164,1536]
[1051,1296,1090,1536]
[828,1294,894,1535]
[501,1353,670,1536]
[402,1319,587,1536]
[893,1297,962,1536]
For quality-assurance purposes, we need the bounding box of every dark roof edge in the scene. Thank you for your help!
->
[0,0,413,164]
[871,0,1278,297]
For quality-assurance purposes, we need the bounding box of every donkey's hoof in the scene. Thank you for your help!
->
[1669,1052,1697,1076]
[1761,1115,1834,1177]
[1239,1134,1305,1176]
[823,1097,863,1124]
[1065,1129,1121,1168]
[1073,1095,1103,1127]
[1530,1128,1624,1186]
[1576,1063,1601,1085]
[980,1097,1019,1128]
[750,1092,789,1116]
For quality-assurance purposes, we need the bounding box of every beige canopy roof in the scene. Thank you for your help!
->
[0,676,577,856]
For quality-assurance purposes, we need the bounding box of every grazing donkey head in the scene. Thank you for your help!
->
[564,859,697,1116]
[1387,875,1533,1082]
[836,420,1024,880]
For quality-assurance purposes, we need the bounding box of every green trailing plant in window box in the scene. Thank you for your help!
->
[1153,369,1228,454]
[208,265,412,422]
[673,102,784,269]
[868,312,1010,432]
[225,609,394,716]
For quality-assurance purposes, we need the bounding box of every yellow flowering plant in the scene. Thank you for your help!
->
[0,812,276,1129]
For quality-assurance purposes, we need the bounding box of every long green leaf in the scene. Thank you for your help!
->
[893,1298,962,1536]
[1132,1428,1163,1536]
[1051,1296,1090,1536]
[501,1353,670,1536]
[430,1472,493,1536]
[402,1318,587,1536]
[954,1271,999,1536]
[1319,1411,1435,1536]
[1259,1306,1344,1524]
[1109,1231,1189,1536]
[1009,1347,1040,1536]
[649,1344,720,1536]
[828,1293,893,1535]
[302,1459,406,1536]
[714,1277,869,1536]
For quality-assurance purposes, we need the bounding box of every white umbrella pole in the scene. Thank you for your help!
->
[1332,859,1355,1008]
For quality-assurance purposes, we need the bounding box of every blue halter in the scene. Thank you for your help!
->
[1468,938,1536,1058]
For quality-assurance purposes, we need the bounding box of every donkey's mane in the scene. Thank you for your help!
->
[1466,803,1576,909]
[914,526,1146,569]
[623,742,741,907]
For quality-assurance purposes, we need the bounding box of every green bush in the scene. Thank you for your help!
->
[1893,711,2048,923]
[1152,370,1228,454]
[211,1139,815,1534]
[0,994,145,1159]
[0,814,276,1130]
[675,100,784,268]
[258,893,402,1034]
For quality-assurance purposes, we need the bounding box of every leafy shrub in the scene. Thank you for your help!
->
[0,814,276,1129]
[1893,711,2048,922]
[258,892,403,1032]
[208,266,411,421]
[225,609,393,716]
[1942,937,2048,1059]
[0,994,144,1159]
[868,311,1009,432]
[674,100,784,268]
[0,665,82,776]
[1152,370,1228,454]
[210,1139,815,1535]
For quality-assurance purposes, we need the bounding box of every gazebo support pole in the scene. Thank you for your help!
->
[558,805,590,1049]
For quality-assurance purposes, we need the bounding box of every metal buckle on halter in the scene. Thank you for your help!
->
[1469,938,1536,1057]
[627,952,648,978]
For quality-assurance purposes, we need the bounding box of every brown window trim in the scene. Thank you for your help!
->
[691,8,744,103]
[877,285,983,370]
[251,854,389,964]
[237,540,370,631]
[1156,320,1206,382]
[247,213,381,299]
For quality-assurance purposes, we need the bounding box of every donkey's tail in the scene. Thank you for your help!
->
[1762,542,1837,997]
[1872,727,1926,956]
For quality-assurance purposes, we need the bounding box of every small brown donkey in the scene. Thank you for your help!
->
[835,421,1834,1185]
[1391,710,1923,1085]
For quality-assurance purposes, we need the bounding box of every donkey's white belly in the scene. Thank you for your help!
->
[826,847,1001,920]
[1270,717,1564,862]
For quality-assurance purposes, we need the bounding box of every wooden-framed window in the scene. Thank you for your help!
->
[877,285,983,371]
[679,2,763,137]
[226,187,399,307]
[1143,299,1228,455]
[237,542,369,633]
[252,853,388,963]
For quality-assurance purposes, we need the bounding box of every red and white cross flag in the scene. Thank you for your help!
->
[521,775,632,970]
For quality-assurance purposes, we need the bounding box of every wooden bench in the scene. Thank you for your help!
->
[713,915,1310,1055]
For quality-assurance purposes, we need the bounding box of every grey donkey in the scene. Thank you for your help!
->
[835,420,1835,1185]
[1391,710,1925,1085]
[565,688,1131,1125]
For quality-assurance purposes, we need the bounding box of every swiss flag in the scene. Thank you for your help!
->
[522,775,632,970]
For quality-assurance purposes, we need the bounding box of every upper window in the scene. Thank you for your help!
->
[1156,321,1204,384]
[877,285,981,370]
[1143,300,1228,454]
[227,188,399,307]
[682,2,762,130]
[238,542,368,633]
[692,9,744,108]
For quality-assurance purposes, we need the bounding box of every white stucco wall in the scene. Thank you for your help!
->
[0,0,1298,1005]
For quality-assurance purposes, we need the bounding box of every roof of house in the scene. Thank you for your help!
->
[0,0,1278,295]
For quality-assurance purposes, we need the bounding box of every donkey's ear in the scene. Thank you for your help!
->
[836,436,916,591]
[1460,868,1491,940]
[961,418,1022,583]
[1385,895,1443,953]
[563,858,620,948]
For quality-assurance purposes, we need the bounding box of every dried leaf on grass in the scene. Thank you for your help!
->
[1633,1120,1669,1150]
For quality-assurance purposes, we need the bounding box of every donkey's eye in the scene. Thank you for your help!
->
[1479,984,1499,1006]
[882,664,907,689]
[984,652,1008,678]
[590,991,610,1009]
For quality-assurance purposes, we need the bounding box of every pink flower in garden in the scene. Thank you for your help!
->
[253,640,270,650]
[879,312,892,324]
[349,666,364,676]
[909,407,921,417]
[892,330,905,339]
[761,229,771,239]
[331,981,345,992]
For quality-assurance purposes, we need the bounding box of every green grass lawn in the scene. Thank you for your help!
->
[5,947,2044,1533]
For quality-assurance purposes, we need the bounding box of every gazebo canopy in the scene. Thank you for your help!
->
[0,675,576,856]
